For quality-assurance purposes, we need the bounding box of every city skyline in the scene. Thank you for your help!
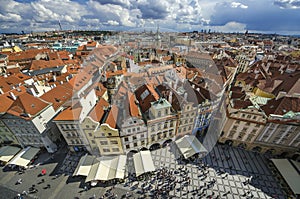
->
[1,0,300,35]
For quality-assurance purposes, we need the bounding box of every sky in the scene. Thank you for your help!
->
[1,0,300,34]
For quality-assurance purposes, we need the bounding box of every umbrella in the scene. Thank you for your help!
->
[41,169,46,175]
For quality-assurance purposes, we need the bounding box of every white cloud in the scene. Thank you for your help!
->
[30,0,85,23]
[0,13,22,22]
[107,20,119,26]
[274,0,300,9]
[0,0,299,34]
[231,2,248,9]
[212,21,247,32]
[82,18,100,24]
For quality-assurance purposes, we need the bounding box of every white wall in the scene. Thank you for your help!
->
[32,105,56,133]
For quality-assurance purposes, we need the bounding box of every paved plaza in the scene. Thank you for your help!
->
[145,144,286,199]
[0,143,287,199]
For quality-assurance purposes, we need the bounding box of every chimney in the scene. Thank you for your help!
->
[27,88,38,97]
[276,91,286,100]
[9,92,17,100]
[169,91,173,104]
[184,92,188,100]
[174,78,178,89]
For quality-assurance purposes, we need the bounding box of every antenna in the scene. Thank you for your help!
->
[58,20,62,31]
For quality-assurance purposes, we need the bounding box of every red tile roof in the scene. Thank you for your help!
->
[0,73,31,93]
[86,41,98,47]
[8,48,50,62]
[68,70,91,91]
[134,84,160,113]
[262,97,300,116]
[7,92,51,118]
[232,99,252,109]
[58,51,71,60]
[40,84,73,111]
[53,105,82,121]
[0,94,14,114]
[106,70,124,78]
[95,83,107,98]
[88,98,109,122]
[128,91,140,117]
[105,105,119,129]
[30,59,65,71]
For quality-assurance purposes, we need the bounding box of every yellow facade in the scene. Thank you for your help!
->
[253,87,275,98]
[1,46,22,53]
[95,124,123,155]
[81,117,100,155]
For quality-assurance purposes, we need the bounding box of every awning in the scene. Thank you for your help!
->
[7,146,40,167]
[0,146,21,163]
[271,159,300,195]
[174,135,207,159]
[85,155,127,182]
[133,150,155,177]
[73,154,98,177]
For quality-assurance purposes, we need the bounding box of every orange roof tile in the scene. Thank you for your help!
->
[86,41,98,47]
[53,105,82,121]
[0,73,31,93]
[0,94,14,113]
[88,98,109,122]
[8,48,50,62]
[128,91,140,117]
[6,67,20,75]
[7,92,51,118]
[105,105,119,129]
[40,85,73,111]
[30,59,65,71]
[262,97,300,116]
[68,70,91,91]
[95,83,107,97]
[146,84,160,101]
[106,70,124,78]
[47,51,59,60]
[77,45,86,51]
[58,51,71,60]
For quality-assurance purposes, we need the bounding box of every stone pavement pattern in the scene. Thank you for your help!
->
[0,144,286,199]
[144,144,286,199]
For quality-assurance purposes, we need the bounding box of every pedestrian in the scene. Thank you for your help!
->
[47,184,51,188]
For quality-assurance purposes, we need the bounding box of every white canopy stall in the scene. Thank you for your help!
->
[133,150,155,177]
[174,135,207,159]
[6,146,40,168]
[73,154,98,177]
[271,159,300,196]
[85,155,127,183]
[0,146,21,164]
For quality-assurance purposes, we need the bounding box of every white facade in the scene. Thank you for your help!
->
[120,117,148,152]
[1,104,58,153]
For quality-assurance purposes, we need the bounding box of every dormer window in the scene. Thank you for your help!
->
[157,111,161,117]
